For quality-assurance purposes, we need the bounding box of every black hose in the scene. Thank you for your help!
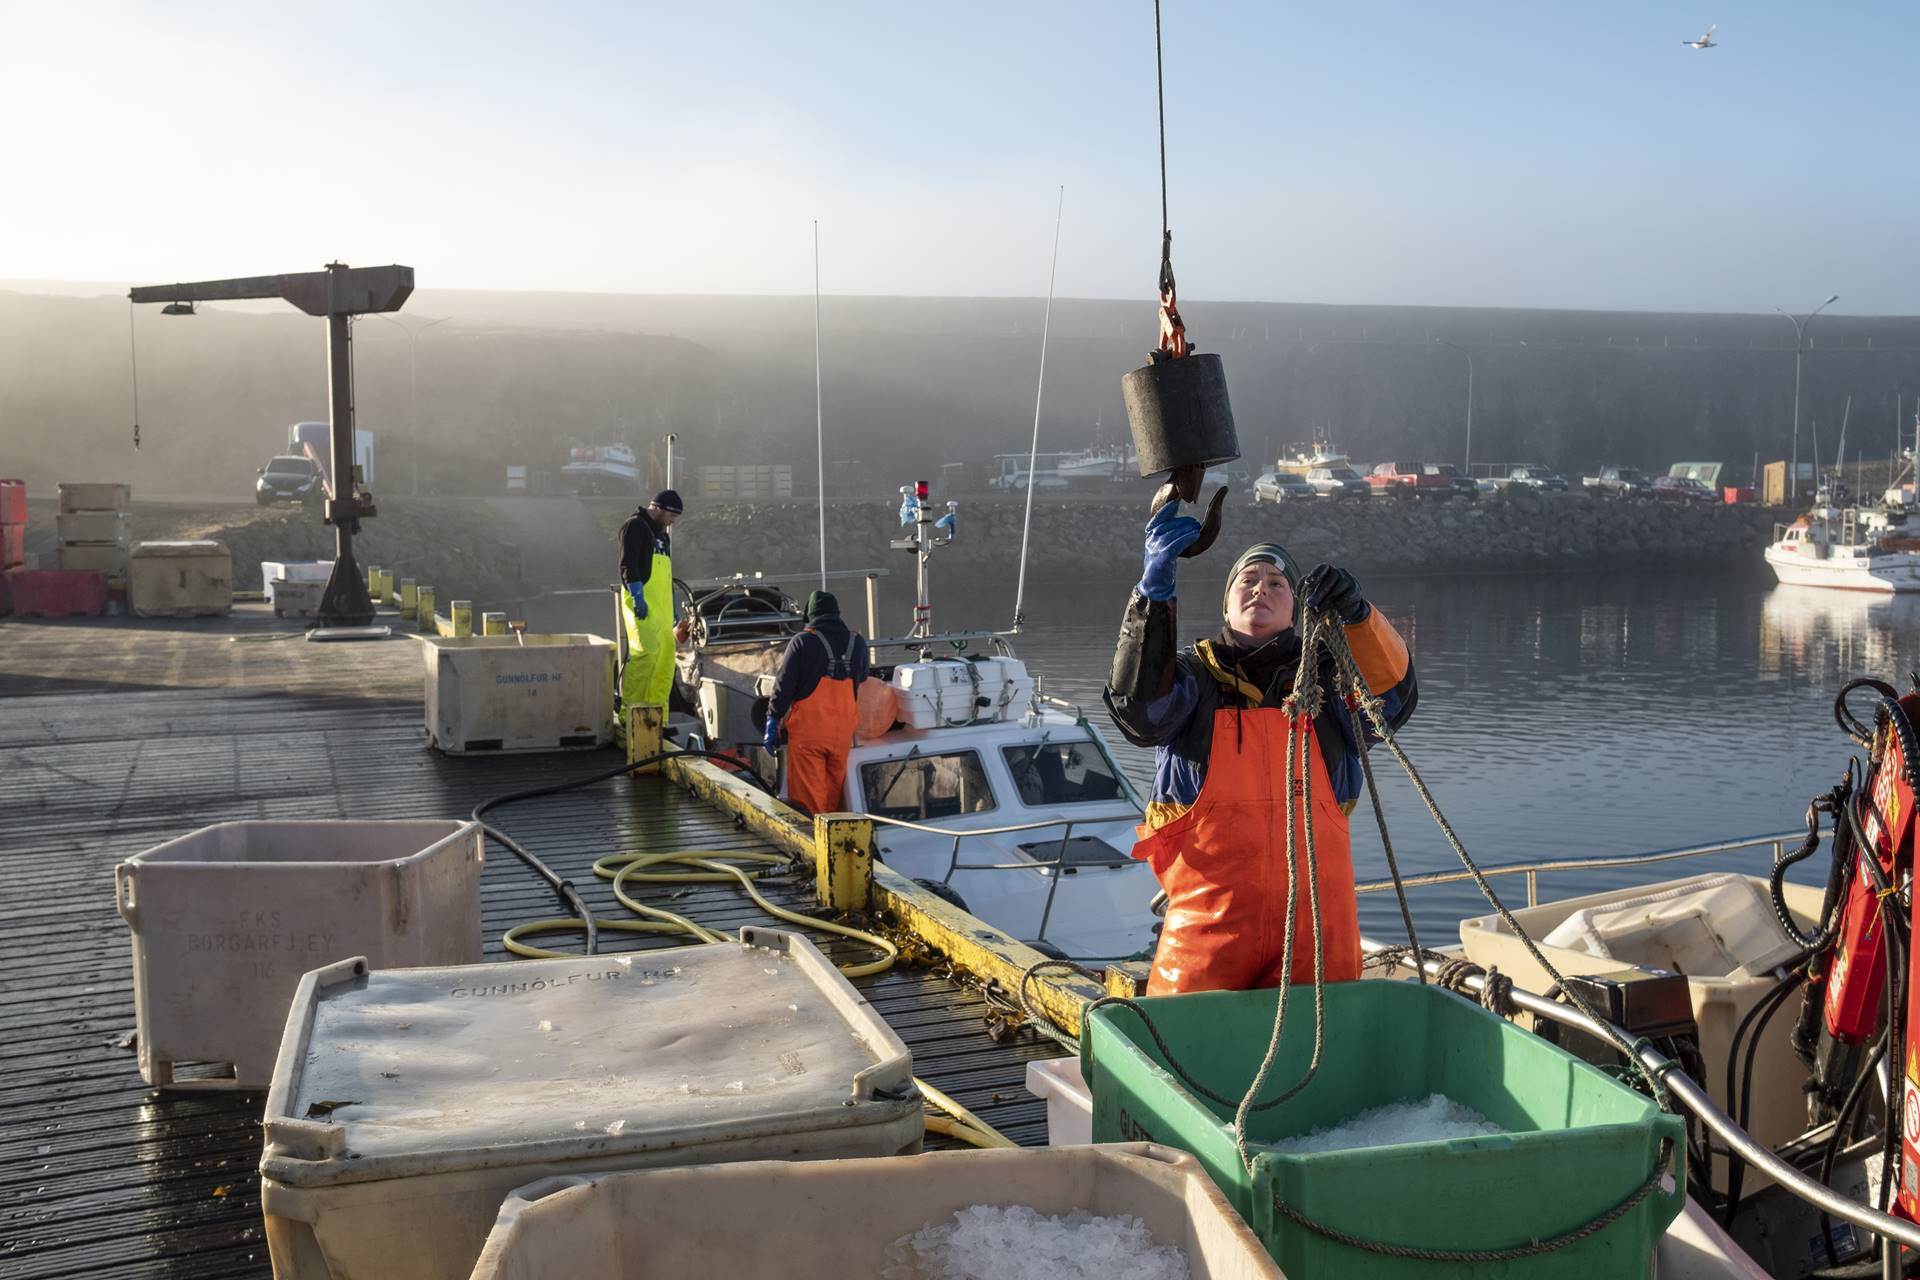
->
[1721,967,1807,1227]
[1816,1032,1889,1269]
[1775,783,1851,951]
[471,745,772,957]
[1836,677,1898,745]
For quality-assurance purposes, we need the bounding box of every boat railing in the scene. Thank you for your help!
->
[1351,829,1801,909]
[864,810,1138,948]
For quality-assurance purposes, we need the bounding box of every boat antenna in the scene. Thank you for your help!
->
[1011,184,1065,632]
[813,220,827,590]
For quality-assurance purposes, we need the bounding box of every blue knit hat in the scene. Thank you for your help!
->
[651,489,684,514]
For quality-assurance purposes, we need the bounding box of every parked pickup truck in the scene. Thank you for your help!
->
[1502,464,1569,492]
[1583,465,1653,498]
[1367,461,1455,499]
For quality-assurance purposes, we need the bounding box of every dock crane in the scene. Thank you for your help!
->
[129,262,414,627]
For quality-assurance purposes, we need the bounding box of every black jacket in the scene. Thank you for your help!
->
[767,616,870,725]
[619,509,671,587]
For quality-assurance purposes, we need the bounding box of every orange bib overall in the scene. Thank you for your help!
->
[1133,706,1362,995]
[782,629,860,816]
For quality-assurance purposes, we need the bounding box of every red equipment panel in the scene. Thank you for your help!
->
[4,569,106,618]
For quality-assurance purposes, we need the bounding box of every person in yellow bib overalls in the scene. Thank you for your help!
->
[617,490,689,712]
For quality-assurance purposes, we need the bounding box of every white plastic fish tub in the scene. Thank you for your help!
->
[263,559,334,604]
[272,579,327,618]
[469,1143,1284,1280]
[1026,1055,1093,1145]
[260,928,923,1280]
[420,633,616,753]
[1460,872,1823,1155]
[129,539,233,617]
[115,820,482,1089]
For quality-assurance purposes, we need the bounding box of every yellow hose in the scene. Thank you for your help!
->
[924,1114,1014,1149]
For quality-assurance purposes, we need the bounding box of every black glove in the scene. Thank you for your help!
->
[1300,563,1369,624]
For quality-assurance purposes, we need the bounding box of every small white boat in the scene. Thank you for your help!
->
[561,442,642,495]
[1763,502,1920,592]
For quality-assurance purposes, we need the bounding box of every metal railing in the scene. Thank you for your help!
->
[1352,830,1801,910]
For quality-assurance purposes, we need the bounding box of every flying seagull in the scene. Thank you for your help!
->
[1682,24,1717,49]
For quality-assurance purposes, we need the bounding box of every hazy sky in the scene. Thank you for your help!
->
[5,2,1917,312]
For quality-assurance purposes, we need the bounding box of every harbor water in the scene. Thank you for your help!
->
[521,563,1919,938]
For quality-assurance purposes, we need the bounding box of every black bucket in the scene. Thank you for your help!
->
[1121,351,1239,478]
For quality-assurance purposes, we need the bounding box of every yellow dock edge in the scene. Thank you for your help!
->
[658,754,1104,1039]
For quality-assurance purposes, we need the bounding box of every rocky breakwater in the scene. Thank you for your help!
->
[657,488,1782,585]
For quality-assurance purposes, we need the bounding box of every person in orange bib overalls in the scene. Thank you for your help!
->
[764,591,871,816]
[1104,506,1418,994]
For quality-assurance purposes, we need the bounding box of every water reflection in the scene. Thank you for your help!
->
[514,568,1920,933]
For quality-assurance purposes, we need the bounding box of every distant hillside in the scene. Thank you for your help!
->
[6,284,1918,498]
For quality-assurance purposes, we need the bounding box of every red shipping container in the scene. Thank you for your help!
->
[5,569,107,618]
[0,478,24,526]
[0,524,22,570]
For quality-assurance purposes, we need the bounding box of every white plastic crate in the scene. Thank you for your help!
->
[890,656,1035,729]
[115,820,482,1088]
[58,480,130,512]
[420,633,616,753]
[260,929,922,1280]
[469,1144,1285,1280]
[55,510,130,545]
[129,539,233,617]
[272,579,327,618]
[263,560,334,604]
[1025,1055,1093,1146]
[1460,872,1824,1154]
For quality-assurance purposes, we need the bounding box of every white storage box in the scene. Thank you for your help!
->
[421,633,616,753]
[1026,1055,1092,1146]
[263,559,334,604]
[114,820,482,1089]
[260,928,922,1280]
[56,510,130,545]
[470,1143,1285,1280]
[58,480,131,512]
[891,656,1035,729]
[1460,872,1824,1152]
[272,579,327,618]
[129,539,233,617]
[57,542,130,576]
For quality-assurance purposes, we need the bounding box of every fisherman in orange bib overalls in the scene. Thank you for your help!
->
[764,591,871,816]
[1104,505,1418,994]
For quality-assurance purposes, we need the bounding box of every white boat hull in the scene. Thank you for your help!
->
[1763,544,1920,592]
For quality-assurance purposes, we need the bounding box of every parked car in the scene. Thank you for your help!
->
[1504,464,1569,492]
[1253,470,1314,503]
[1583,465,1654,498]
[256,455,323,507]
[1367,461,1454,499]
[1305,466,1371,500]
[1652,475,1718,505]
[1422,463,1478,501]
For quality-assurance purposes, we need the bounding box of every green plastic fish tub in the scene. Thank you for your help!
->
[1084,979,1685,1278]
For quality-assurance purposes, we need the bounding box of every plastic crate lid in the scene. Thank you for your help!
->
[260,928,915,1187]
[131,539,230,557]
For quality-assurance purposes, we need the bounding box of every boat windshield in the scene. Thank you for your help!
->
[1002,741,1125,807]
[861,751,997,821]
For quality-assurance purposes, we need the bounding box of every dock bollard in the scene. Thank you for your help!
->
[366,565,383,597]
[415,586,435,629]
[399,579,418,614]
[376,569,394,603]
[451,600,474,638]
[482,611,507,636]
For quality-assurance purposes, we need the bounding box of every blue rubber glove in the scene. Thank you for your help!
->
[762,714,781,751]
[1136,502,1203,602]
[626,584,647,620]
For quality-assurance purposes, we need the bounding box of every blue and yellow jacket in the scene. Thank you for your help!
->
[1102,593,1418,831]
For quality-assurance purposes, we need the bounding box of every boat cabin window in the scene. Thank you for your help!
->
[861,751,996,821]
[1003,742,1124,806]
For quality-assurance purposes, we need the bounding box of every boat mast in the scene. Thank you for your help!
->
[812,222,828,590]
[1012,185,1065,632]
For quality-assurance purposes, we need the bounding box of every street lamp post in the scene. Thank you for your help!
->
[1434,339,1475,474]
[1775,295,1839,504]
[373,314,449,496]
